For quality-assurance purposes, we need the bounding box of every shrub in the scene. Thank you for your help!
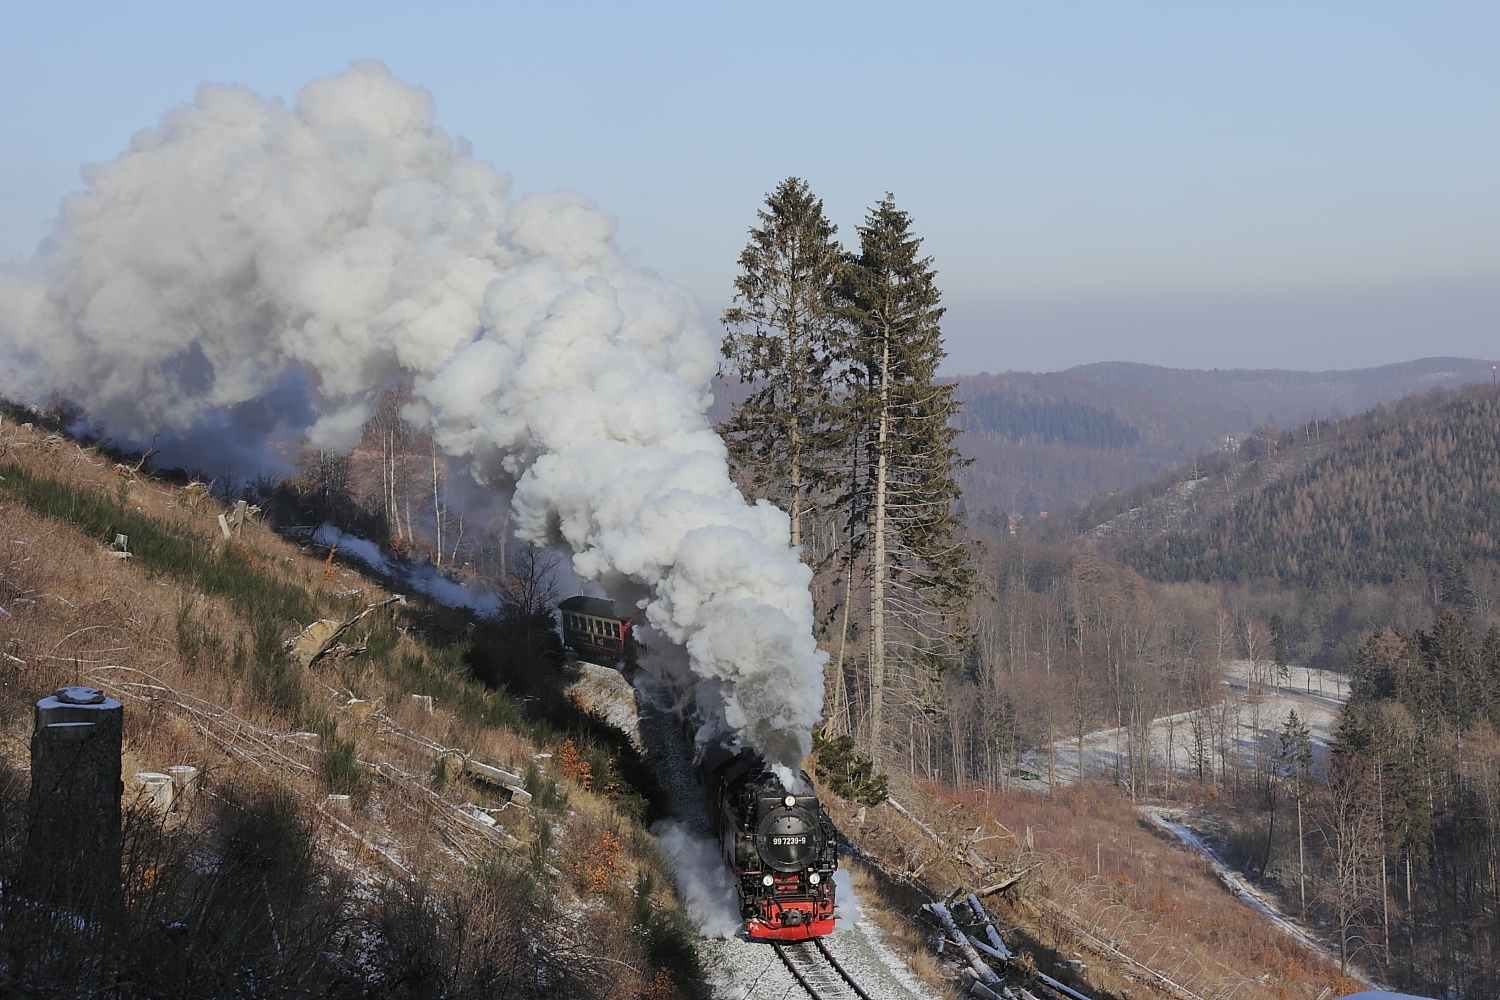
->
[573,830,626,893]
[812,732,889,806]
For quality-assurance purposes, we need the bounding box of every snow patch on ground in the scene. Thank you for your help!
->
[564,660,642,749]
[1021,659,1348,792]
[829,912,946,1000]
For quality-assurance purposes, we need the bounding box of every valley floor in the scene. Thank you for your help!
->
[1019,659,1348,793]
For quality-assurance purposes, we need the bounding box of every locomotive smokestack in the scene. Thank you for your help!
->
[0,63,824,773]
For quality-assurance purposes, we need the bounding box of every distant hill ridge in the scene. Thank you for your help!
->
[950,356,1496,518]
[1064,356,1496,421]
[712,358,1498,521]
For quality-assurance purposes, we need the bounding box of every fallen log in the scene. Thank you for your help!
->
[925,901,1002,987]
[968,892,1013,959]
[968,933,1008,963]
[885,797,949,850]
[978,863,1041,897]
[1035,971,1094,1000]
[289,596,405,668]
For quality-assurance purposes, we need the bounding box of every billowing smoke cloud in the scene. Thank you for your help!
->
[0,61,825,772]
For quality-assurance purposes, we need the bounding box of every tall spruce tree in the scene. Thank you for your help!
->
[1275,710,1315,915]
[720,178,844,549]
[841,194,974,765]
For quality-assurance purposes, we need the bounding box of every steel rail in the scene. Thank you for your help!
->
[772,942,824,999]
[813,937,876,1000]
[771,939,875,1000]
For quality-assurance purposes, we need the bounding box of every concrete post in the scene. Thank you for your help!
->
[26,685,124,920]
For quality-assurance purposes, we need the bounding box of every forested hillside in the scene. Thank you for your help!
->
[959,390,1141,449]
[952,371,1235,516]
[1331,615,1500,996]
[714,359,1497,520]
[1118,387,1500,588]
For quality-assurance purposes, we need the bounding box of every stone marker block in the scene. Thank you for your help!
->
[134,772,175,813]
[167,765,199,794]
[26,685,124,919]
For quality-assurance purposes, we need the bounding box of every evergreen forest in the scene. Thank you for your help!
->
[958,392,1142,449]
[1119,387,1500,587]
[1327,614,1500,996]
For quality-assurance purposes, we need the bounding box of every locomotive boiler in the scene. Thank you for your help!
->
[704,746,839,941]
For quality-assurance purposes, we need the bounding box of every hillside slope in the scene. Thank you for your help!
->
[0,419,705,998]
[1098,386,1500,588]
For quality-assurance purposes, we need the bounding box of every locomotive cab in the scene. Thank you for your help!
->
[705,749,838,941]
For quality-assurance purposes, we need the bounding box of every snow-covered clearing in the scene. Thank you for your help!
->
[563,659,643,750]
[1018,660,1348,793]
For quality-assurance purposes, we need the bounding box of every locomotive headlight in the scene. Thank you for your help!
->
[808,872,821,885]
[762,874,775,887]
[784,795,796,807]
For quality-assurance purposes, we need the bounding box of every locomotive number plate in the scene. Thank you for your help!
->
[771,836,807,846]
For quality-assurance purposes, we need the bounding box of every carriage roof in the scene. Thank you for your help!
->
[559,596,630,621]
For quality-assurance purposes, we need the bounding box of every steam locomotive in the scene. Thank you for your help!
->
[704,746,839,941]
[558,598,837,939]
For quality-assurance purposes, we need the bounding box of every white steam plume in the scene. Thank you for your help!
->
[0,61,825,772]
[651,822,743,939]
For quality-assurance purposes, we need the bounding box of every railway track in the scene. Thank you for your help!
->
[772,939,875,1000]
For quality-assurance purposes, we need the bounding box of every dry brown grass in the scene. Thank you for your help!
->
[0,420,705,998]
[827,772,1361,1000]
[844,861,962,998]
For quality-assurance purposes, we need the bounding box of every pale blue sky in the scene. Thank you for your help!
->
[3,2,1498,372]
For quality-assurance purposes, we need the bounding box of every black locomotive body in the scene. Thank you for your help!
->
[704,747,838,940]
